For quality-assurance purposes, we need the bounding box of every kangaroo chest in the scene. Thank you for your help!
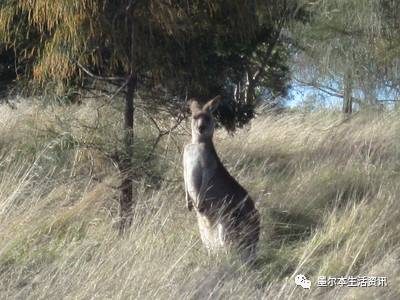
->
[183,143,218,200]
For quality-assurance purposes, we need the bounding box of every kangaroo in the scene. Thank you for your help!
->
[183,96,260,263]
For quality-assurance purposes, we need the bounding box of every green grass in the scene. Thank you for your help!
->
[0,100,400,299]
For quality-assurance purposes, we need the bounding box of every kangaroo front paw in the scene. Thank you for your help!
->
[187,201,193,211]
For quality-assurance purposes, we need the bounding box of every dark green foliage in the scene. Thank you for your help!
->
[0,0,305,128]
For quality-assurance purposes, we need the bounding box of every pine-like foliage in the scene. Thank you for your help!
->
[0,0,303,127]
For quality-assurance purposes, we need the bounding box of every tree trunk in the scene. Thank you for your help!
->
[119,74,136,234]
[343,70,353,114]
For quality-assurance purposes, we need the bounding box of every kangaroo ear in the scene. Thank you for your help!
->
[203,95,221,112]
[189,99,202,114]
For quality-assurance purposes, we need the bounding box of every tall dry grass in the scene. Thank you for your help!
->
[0,100,399,299]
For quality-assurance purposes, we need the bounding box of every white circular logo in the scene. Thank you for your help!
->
[295,274,311,289]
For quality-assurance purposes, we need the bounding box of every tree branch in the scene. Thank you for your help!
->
[294,78,344,98]
[294,78,399,104]
[76,61,125,82]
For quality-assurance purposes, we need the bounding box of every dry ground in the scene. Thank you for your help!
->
[0,100,399,299]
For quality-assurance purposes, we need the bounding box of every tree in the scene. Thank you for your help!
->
[0,0,302,232]
[291,0,400,113]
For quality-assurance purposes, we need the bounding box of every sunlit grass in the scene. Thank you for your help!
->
[0,100,399,299]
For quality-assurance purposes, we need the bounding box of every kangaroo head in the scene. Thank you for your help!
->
[190,96,221,143]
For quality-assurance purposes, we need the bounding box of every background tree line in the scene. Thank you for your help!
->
[292,0,400,113]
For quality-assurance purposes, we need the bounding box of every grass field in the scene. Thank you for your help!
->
[0,100,399,299]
